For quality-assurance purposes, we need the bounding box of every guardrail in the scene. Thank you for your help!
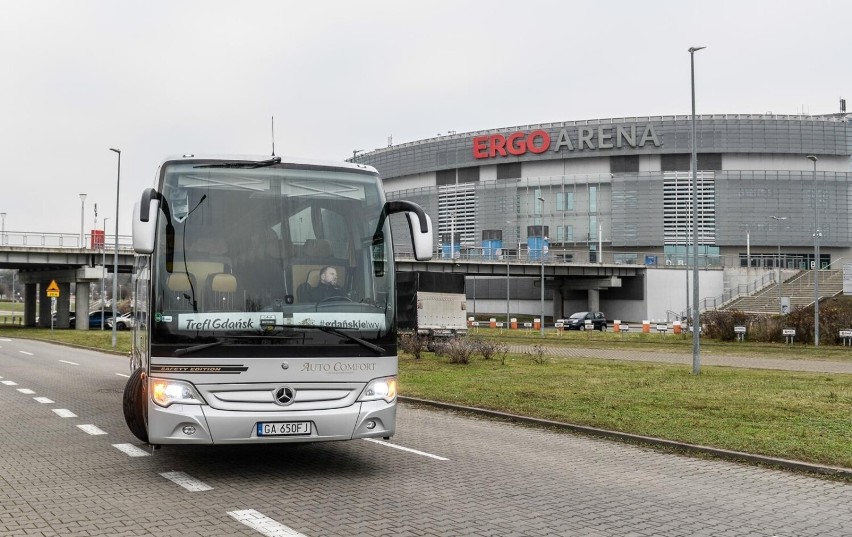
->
[395,246,730,267]
[0,231,133,251]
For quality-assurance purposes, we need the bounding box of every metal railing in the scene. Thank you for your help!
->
[395,245,731,267]
[0,231,133,251]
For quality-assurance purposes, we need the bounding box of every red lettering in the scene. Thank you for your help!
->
[507,132,526,156]
[527,130,550,154]
[489,134,507,158]
[472,130,552,159]
[472,136,488,159]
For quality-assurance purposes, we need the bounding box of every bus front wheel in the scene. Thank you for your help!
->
[123,367,149,443]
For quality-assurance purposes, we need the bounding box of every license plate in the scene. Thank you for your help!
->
[257,421,312,436]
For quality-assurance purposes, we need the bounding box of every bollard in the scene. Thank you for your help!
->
[613,320,620,333]
[673,321,682,334]
[533,318,541,330]
[642,320,650,333]
[510,317,518,330]
[489,317,496,329]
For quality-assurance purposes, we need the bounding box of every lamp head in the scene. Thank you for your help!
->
[807,155,818,162]
[688,46,706,53]
[109,148,121,154]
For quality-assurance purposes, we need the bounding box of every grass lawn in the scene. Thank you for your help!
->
[399,344,851,470]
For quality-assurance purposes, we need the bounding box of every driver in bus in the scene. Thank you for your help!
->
[315,266,342,301]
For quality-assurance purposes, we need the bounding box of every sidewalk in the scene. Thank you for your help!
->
[507,344,852,374]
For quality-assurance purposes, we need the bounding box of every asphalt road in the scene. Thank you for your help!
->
[0,337,850,536]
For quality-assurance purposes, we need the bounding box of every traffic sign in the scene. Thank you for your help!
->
[46,280,60,298]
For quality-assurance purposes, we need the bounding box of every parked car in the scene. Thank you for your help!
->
[106,311,145,330]
[70,311,114,329]
[563,311,607,331]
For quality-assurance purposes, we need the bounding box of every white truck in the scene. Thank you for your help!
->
[396,271,467,339]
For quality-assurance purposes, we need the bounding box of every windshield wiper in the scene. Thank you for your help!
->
[285,324,385,354]
[173,340,224,357]
[193,156,281,169]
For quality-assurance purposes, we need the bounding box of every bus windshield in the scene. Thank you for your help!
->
[147,160,395,356]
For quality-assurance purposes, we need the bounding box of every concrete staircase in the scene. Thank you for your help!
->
[722,270,844,315]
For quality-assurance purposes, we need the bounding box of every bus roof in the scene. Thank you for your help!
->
[156,154,379,176]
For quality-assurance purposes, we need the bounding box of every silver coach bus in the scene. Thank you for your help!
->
[123,155,432,445]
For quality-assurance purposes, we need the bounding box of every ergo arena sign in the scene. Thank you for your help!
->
[472,124,662,159]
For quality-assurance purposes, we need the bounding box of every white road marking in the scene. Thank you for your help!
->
[19,351,33,356]
[115,373,130,378]
[52,409,77,418]
[227,510,306,537]
[77,424,107,435]
[16,388,35,395]
[160,471,213,492]
[112,443,151,457]
[1,380,18,386]
[364,438,449,461]
[58,359,79,366]
[34,397,54,404]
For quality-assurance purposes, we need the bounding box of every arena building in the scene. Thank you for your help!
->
[354,113,852,322]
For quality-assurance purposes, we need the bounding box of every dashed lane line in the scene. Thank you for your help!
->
[52,409,77,418]
[363,438,449,461]
[115,373,130,378]
[34,397,54,404]
[58,359,79,366]
[1,380,18,386]
[16,388,35,394]
[19,351,33,356]
[227,510,307,537]
[160,471,213,492]
[77,424,107,435]
[112,443,151,457]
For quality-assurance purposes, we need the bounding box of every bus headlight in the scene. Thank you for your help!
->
[150,378,206,408]
[358,377,397,403]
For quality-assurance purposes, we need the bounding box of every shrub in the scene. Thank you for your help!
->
[398,333,427,360]
[527,344,548,365]
[471,336,508,362]
[433,336,476,364]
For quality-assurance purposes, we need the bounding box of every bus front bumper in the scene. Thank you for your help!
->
[146,399,396,445]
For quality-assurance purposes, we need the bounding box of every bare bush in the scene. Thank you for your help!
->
[433,337,476,364]
[398,333,427,359]
[527,344,548,364]
[470,336,508,362]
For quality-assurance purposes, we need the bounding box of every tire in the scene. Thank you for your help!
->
[579,324,586,331]
[117,322,127,331]
[123,367,149,443]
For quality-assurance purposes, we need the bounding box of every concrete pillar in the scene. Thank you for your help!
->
[24,284,37,327]
[552,286,565,320]
[38,281,52,328]
[76,282,90,330]
[55,282,72,329]
[587,288,600,312]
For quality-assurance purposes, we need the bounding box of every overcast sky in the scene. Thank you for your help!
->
[1,0,850,236]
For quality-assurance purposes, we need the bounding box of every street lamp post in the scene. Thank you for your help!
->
[770,216,787,314]
[1,212,5,245]
[537,197,545,337]
[505,220,513,328]
[807,155,819,346]
[109,148,121,348]
[689,45,705,375]
[79,194,87,248]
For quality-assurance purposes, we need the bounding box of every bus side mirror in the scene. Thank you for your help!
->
[406,212,433,261]
[133,199,158,254]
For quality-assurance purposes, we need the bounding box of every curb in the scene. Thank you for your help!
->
[399,396,852,480]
